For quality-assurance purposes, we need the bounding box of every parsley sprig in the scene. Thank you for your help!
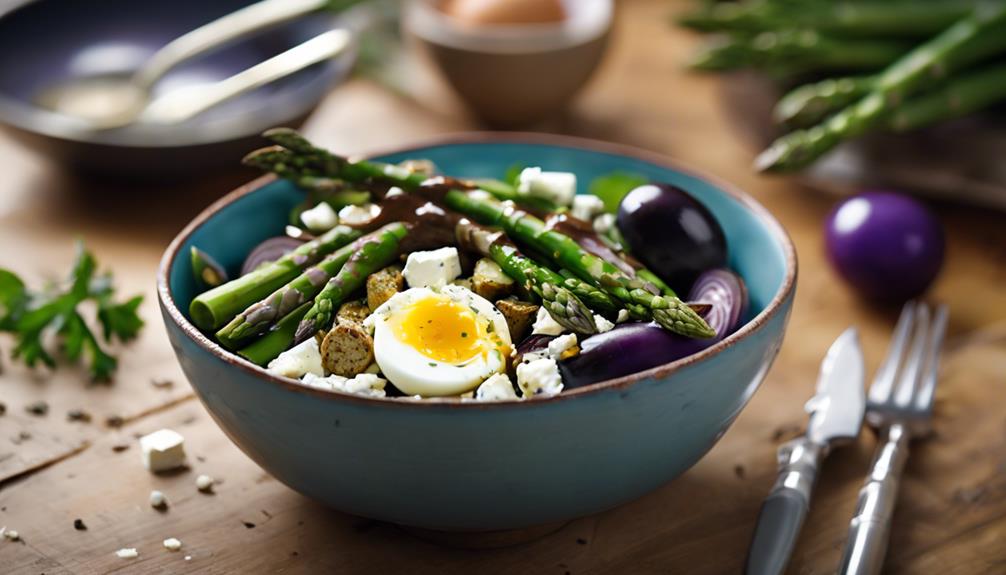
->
[0,242,144,381]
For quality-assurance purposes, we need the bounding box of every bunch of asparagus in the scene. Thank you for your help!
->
[189,130,714,366]
[680,0,1006,171]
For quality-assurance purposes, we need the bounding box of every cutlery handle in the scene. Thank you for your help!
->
[745,437,825,575]
[839,423,910,575]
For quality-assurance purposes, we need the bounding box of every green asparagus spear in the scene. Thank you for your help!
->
[887,62,1006,131]
[215,223,408,349]
[456,219,601,333]
[237,302,312,367]
[189,225,363,331]
[774,76,876,127]
[690,31,910,75]
[293,222,409,343]
[443,192,714,339]
[679,1,978,38]
[757,4,1006,172]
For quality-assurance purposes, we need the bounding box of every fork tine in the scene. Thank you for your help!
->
[894,303,930,407]
[869,301,917,404]
[915,304,949,411]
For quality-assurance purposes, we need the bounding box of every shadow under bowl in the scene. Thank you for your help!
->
[157,133,797,531]
[0,0,354,177]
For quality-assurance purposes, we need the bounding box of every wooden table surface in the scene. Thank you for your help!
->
[2,1,1005,573]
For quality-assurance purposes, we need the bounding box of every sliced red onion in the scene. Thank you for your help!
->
[241,237,305,276]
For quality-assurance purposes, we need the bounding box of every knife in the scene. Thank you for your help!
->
[745,327,866,575]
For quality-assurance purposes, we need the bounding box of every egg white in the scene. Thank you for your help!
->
[366,285,512,396]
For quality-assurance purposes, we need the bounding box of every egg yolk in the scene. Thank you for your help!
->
[394,297,484,364]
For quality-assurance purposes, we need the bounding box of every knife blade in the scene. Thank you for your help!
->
[745,327,865,575]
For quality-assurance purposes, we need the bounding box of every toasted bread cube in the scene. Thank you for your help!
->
[495,298,540,342]
[472,258,515,301]
[321,322,375,377]
[337,299,372,326]
[367,265,404,311]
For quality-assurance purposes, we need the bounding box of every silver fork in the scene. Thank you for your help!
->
[838,301,949,575]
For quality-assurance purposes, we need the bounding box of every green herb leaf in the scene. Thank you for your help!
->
[504,163,527,187]
[588,172,649,213]
[97,295,145,343]
[0,269,27,331]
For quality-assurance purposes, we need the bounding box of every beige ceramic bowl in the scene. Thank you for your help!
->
[404,0,613,127]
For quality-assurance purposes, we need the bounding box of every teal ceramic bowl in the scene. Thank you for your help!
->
[157,134,797,531]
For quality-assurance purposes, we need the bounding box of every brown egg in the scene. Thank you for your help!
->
[439,0,566,25]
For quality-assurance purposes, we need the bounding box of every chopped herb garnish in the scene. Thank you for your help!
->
[428,362,437,367]
[461,332,468,338]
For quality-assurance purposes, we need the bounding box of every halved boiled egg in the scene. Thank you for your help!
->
[365,285,512,396]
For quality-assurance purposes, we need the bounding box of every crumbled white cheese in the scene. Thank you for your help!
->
[302,372,387,398]
[149,490,168,509]
[185,555,192,561]
[476,373,518,401]
[474,258,514,286]
[139,429,187,473]
[402,247,462,289]
[195,474,214,493]
[593,213,616,235]
[163,538,182,552]
[2,527,19,541]
[616,309,631,323]
[516,357,564,398]
[516,167,577,207]
[385,186,405,198]
[299,202,338,233]
[571,194,606,221]
[467,189,493,201]
[531,307,565,336]
[338,203,381,226]
[594,314,615,333]
[116,548,139,559]
[547,333,579,360]
[267,338,324,379]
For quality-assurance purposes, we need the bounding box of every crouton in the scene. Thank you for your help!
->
[367,265,404,311]
[320,322,374,377]
[472,258,515,301]
[495,298,540,341]
[337,299,372,326]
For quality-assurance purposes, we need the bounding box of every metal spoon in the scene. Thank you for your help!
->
[34,0,331,129]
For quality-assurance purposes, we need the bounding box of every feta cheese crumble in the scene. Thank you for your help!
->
[139,429,187,473]
[516,167,577,207]
[299,202,338,233]
[163,538,182,552]
[593,212,616,235]
[571,194,606,221]
[531,307,565,336]
[267,338,324,379]
[149,490,168,509]
[594,314,615,333]
[616,309,631,323]
[547,333,579,360]
[516,357,564,398]
[402,247,462,289]
[475,373,518,401]
[338,203,381,226]
[301,373,387,398]
[116,548,139,559]
[195,474,214,493]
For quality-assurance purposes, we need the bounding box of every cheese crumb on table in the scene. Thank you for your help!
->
[196,474,214,493]
[402,247,462,289]
[267,338,325,379]
[476,373,518,401]
[571,194,606,221]
[163,538,182,552]
[115,548,139,559]
[299,202,338,232]
[149,490,168,509]
[531,307,565,336]
[516,357,564,398]
[516,167,577,207]
[2,527,20,541]
[139,429,187,473]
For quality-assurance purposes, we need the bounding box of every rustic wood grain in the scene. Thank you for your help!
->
[1,1,1005,573]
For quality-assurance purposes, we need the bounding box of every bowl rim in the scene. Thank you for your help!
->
[0,0,354,149]
[157,132,798,409]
